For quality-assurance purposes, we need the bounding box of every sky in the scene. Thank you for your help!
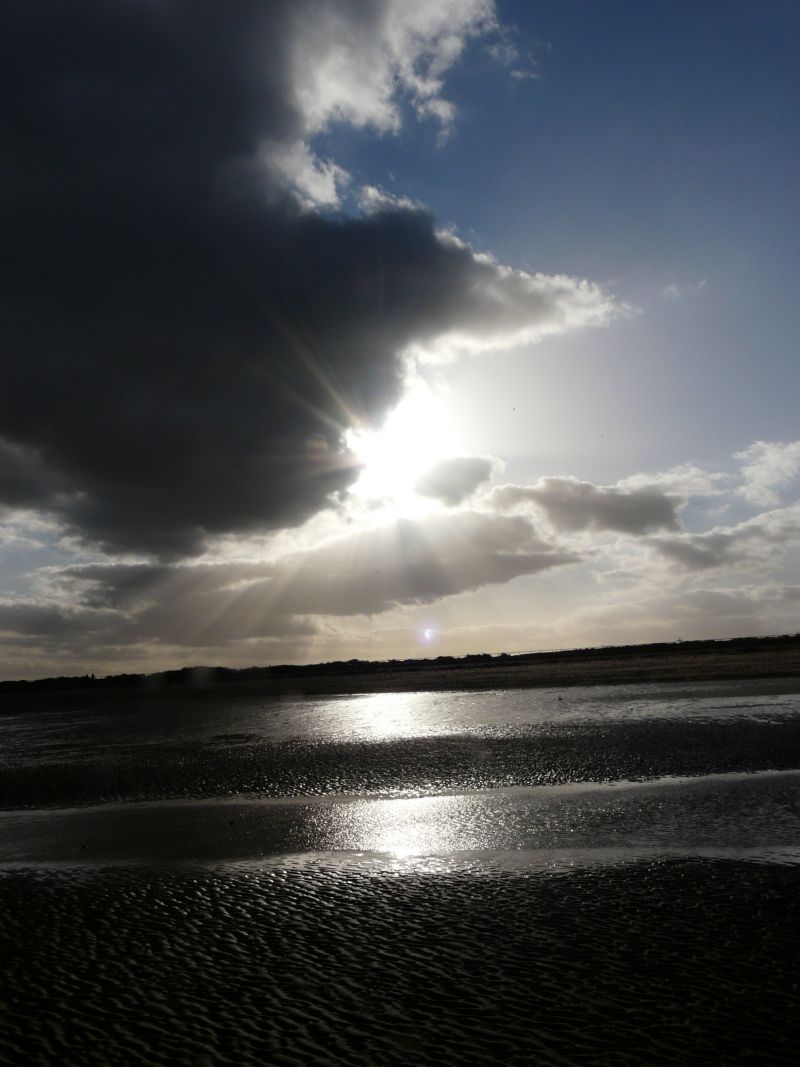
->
[1,0,800,679]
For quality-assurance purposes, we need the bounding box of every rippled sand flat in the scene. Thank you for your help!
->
[2,679,800,1064]
[2,858,798,1066]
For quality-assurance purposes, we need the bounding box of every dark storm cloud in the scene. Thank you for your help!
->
[415,456,495,506]
[0,0,387,557]
[0,599,114,639]
[492,477,679,534]
[0,439,66,512]
[0,1,612,559]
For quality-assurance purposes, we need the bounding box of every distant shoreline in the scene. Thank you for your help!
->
[2,633,800,705]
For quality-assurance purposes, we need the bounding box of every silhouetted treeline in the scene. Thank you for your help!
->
[2,633,799,695]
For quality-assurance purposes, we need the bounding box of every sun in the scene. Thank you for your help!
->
[345,383,459,512]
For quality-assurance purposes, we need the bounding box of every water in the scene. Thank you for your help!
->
[3,676,800,869]
[3,678,800,812]
[4,768,800,869]
[3,679,800,766]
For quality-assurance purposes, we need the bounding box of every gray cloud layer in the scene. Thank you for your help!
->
[3,509,579,651]
[651,504,800,571]
[0,439,67,512]
[0,1,612,559]
[5,447,800,676]
[492,477,679,534]
[415,456,496,506]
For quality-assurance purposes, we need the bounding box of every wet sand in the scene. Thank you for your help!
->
[2,677,800,1064]
[2,768,800,865]
[4,707,800,809]
[2,858,798,1065]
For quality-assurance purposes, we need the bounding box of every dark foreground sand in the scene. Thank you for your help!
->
[1,857,798,1066]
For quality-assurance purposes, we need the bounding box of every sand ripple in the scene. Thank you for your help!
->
[1,858,798,1065]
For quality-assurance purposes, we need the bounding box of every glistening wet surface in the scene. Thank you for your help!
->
[3,769,800,866]
[2,678,800,1064]
[4,681,800,808]
[3,678,800,766]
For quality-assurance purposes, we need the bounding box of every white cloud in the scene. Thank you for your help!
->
[358,184,425,214]
[734,440,800,507]
[485,23,538,81]
[617,463,731,498]
[256,3,619,358]
[258,1,498,203]
[289,0,495,137]
[264,141,350,207]
[407,244,620,362]
[651,502,800,571]
[660,278,707,301]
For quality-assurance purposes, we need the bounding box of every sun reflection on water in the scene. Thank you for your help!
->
[319,794,485,858]
[335,691,436,740]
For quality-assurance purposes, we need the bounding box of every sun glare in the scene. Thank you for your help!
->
[345,384,458,512]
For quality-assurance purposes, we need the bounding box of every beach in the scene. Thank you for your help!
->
[5,0,800,1061]
[2,675,800,1064]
